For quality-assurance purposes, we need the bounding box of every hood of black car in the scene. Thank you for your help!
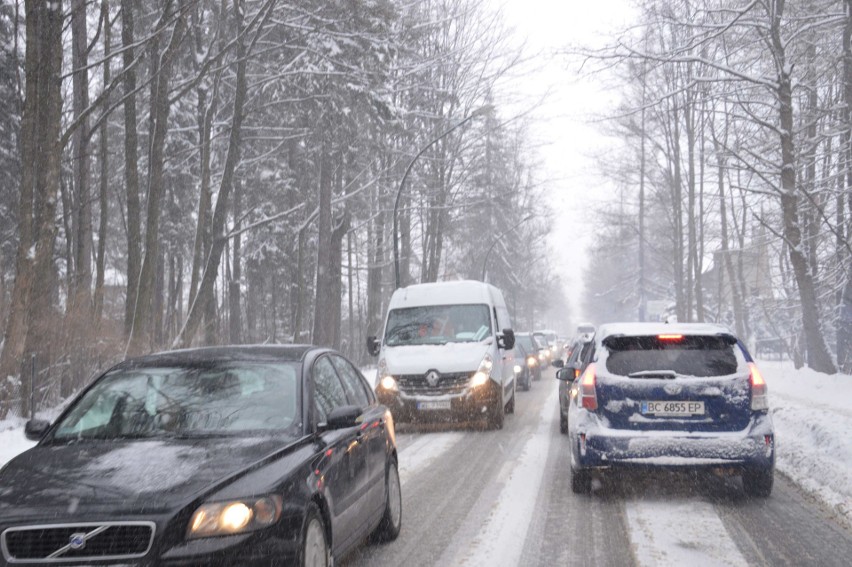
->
[0,435,293,522]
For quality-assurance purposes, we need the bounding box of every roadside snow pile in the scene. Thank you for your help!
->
[0,416,37,470]
[760,360,852,525]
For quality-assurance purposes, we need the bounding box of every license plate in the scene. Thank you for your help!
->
[417,400,451,411]
[641,400,705,416]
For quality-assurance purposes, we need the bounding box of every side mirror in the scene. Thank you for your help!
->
[25,419,51,441]
[551,358,564,369]
[555,368,572,381]
[324,405,363,430]
[498,329,515,350]
[366,335,381,357]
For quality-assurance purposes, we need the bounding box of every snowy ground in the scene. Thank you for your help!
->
[1,359,850,564]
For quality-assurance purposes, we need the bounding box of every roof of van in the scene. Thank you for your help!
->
[389,280,503,308]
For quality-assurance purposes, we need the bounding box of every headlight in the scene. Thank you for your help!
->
[187,495,283,539]
[470,354,493,388]
[377,359,397,391]
[514,365,522,374]
[538,352,547,361]
[379,375,398,391]
[526,356,537,367]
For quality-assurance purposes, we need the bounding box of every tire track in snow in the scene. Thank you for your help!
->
[447,386,559,567]
[396,431,466,485]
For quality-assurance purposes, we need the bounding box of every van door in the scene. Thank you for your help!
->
[494,306,514,402]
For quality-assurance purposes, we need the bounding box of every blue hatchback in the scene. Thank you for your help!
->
[556,323,774,496]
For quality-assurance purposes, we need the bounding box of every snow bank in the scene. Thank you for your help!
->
[759,360,852,525]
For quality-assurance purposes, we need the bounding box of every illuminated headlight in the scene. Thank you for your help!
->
[187,495,283,539]
[526,356,537,367]
[470,354,493,388]
[377,359,397,391]
[514,365,522,374]
[538,352,547,361]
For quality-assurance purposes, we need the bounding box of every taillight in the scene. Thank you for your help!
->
[749,362,768,411]
[657,334,684,341]
[579,363,598,411]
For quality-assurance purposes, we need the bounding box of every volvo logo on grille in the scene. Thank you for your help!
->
[425,370,441,388]
[68,533,87,550]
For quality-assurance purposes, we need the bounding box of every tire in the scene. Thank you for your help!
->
[371,459,402,543]
[742,467,773,498]
[300,504,329,567]
[506,390,515,414]
[487,394,504,430]
[571,467,592,494]
[522,373,531,391]
[559,411,568,435]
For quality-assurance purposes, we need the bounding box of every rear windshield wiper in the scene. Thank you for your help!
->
[627,370,678,379]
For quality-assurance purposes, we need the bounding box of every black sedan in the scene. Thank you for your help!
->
[0,345,401,566]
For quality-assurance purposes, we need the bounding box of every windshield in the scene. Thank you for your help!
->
[384,304,492,346]
[515,334,537,351]
[52,363,300,440]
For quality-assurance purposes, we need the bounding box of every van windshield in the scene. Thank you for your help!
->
[384,304,492,346]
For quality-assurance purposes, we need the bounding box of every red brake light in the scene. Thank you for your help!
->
[657,334,684,341]
[579,363,598,410]
[749,362,768,411]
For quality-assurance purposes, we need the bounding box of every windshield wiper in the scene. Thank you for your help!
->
[627,370,678,379]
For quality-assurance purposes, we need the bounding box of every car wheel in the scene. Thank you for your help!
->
[301,504,329,567]
[522,375,531,391]
[371,458,402,542]
[742,467,773,498]
[571,467,592,494]
[487,395,504,430]
[559,411,568,435]
[506,390,515,414]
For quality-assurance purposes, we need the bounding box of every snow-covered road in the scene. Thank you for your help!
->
[2,361,851,565]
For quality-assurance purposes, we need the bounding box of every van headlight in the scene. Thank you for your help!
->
[377,359,397,391]
[470,354,493,388]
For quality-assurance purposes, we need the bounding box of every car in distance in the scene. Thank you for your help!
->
[514,332,544,388]
[554,333,594,434]
[0,345,401,566]
[556,323,774,497]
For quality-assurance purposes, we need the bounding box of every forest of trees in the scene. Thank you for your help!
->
[0,0,564,419]
[581,0,852,375]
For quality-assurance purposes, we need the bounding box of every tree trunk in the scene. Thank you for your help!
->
[127,3,186,355]
[70,0,93,322]
[312,147,334,346]
[229,178,242,344]
[837,0,852,372]
[121,0,141,338]
[173,0,247,348]
[0,0,64,417]
[776,65,836,373]
[94,0,111,323]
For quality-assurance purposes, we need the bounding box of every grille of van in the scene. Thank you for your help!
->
[398,372,472,395]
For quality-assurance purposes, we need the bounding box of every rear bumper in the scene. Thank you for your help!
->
[572,413,775,471]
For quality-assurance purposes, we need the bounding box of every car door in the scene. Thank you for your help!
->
[311,355,369,554]
[329,355,387,520]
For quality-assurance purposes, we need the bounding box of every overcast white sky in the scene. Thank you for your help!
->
[496,0,635,322]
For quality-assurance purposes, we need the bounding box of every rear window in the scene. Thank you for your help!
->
[604,335,740,377]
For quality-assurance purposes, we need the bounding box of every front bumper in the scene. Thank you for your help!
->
[572,413,775,471]
[377,380,501,422]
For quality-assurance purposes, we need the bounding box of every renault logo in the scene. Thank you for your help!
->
[425,370,441,388]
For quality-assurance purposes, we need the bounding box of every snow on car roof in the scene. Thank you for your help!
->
[390,280,498,308]
[598,322,735,339]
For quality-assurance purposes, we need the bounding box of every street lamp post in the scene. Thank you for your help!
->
[393,106,491,289]
[481,214,534,282]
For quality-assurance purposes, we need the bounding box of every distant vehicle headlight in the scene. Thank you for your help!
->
[538,352,547,361]
[514,364,522,374]
[526,356,537,367]
[187,495,283,539]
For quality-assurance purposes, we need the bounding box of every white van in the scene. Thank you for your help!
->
[367,280,516,429]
